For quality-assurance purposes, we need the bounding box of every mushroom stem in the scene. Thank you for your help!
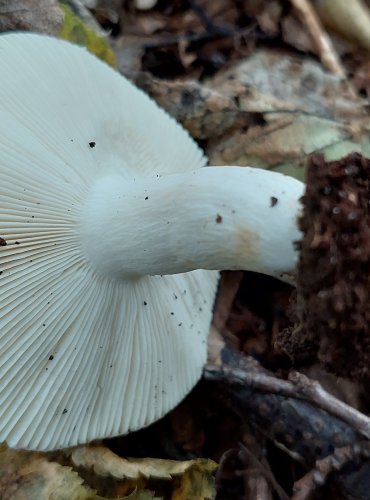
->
[81,166,304,279]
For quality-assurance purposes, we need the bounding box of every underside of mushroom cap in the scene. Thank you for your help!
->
[0,33,219,450]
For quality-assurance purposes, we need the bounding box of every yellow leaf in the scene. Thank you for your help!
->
[71,445,217,499]
[0,446,100,500]
[172,462,217,500]
[58,2,116,66]
[72,446,217,481]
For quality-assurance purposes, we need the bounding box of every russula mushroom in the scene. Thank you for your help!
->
[0,33,304,450]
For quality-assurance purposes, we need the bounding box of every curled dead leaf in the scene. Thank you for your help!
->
[0,445,101,500]
[71,445,217,481]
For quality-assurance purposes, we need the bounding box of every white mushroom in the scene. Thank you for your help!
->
[0,33,304,450]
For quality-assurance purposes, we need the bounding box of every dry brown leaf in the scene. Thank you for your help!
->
[138,47,370,168]
[71,445,217,481]
[120,492,158,499]
[0,445,202,499]
[203,50,370,177]
[114,35,147,79]
[71,446,217,499]
[281,14,316,53]
[207,327,225,366]
[136,75,240,140]
[0,0,63,35]
[212,271,244,333]
[0,445,101,500]
[208,113,369,180]
[172,462,216,500]
[209,50,363,120]
[256,0,282,36]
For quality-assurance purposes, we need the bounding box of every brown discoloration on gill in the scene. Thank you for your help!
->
[0,237,7,246]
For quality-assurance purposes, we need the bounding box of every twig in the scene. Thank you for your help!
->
[288,371,370,439]
[238,443,290,500]
[315,0,370,51]
[187,0,220,33]
[290,0,345,77]
[142,24,256,50]
[204,363,370,440]
[292,441,370,500]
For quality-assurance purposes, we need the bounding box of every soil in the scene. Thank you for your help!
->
[283,153,370,379]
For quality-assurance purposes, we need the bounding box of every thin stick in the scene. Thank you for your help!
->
[205,364,370,440]
[238,443,290,500]
[290,0,345,77]
[292,441,370,500]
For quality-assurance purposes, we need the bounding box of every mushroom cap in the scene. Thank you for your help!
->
[0,33,218,450]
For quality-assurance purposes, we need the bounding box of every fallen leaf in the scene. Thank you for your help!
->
[70,445,217,499]
[172,462,216,500]
[121,492,158,499]
[135,75,241,140]
[71,445,217,481]
[281,14,316,53]
[0,445,101,500]
[204,50,370,178]
[212,271,244,333]
[59,1,116,66]
[208,50,365,120]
